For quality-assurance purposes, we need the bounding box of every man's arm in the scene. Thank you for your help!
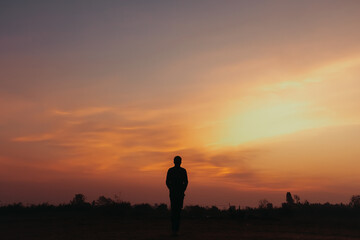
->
[183,169,188,192]
[166,169,171,190]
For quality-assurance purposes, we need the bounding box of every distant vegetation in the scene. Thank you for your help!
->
[1,192,360,219]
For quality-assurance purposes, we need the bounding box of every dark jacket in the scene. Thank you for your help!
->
[166,166,188,193]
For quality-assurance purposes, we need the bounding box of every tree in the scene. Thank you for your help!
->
[294,195,300,204]
[96,196,114,206]
[70,194,86,206]
[349,195,360,207]
[286,192,294,205]
[259,199,272,209]
[155,203,168,212]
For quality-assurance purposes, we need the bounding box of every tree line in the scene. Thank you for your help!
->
[1,192,359,219]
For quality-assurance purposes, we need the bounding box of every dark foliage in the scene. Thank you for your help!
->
[350,195,360,208]
[286,192,294,205]
[1,193,360,221]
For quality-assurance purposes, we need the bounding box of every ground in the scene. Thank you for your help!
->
[1,213,359,240]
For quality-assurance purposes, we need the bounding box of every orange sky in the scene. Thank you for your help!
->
[1,1,360,207]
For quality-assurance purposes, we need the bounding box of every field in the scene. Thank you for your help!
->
[1,211,360,240]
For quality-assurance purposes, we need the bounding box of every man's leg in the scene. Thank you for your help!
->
[171,206,180,233]
[171,195,184,233]
[175,195,184,232]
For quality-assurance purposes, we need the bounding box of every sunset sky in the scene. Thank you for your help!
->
[1,0,360,207]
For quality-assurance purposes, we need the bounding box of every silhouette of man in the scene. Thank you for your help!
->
[166,156,188,234]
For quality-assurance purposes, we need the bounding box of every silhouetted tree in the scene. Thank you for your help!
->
[259,199,269,209]
[70,194,86,206]
[155,203,168,211]
[349,195,360,207]
[208,206,221,218]
[113,193,122,203]
[96,196,114,206]
[258,199,273,209]
[228,205,237,218]
[294,194,300,204]
[286,192,294,205]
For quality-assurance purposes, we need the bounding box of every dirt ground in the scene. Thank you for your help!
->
[1,213,359,240]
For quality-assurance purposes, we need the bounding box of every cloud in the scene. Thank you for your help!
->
[260,56,360,93]
[52,107,113,117]
[12,133,55,142]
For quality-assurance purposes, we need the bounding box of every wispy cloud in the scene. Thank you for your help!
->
[12,133,55,142]
[52,107,113,117]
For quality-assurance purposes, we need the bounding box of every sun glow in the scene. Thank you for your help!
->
[209,56,360,147]
[216,100,330,146]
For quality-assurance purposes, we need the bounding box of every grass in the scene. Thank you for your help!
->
[1,211,359,240]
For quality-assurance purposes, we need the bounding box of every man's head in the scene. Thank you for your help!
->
[174,156,182,167]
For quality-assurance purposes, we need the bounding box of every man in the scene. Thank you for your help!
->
[166,156,188,234]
